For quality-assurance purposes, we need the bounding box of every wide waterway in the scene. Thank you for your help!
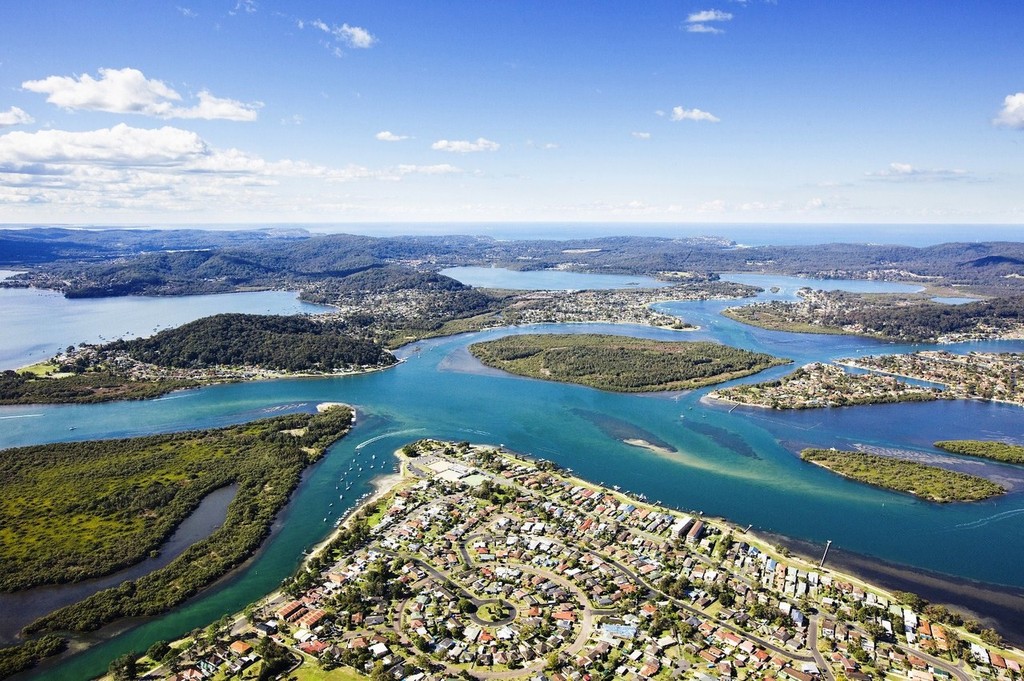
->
[2,276,1023,679]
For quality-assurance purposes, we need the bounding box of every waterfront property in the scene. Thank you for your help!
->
[137,441,1023,681]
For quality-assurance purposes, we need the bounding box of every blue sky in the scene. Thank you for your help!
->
[0,1,1022,226]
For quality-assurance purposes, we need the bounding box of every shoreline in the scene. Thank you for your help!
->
[762,531,1024,648]
[621,437,678,456]
[91,438,1024,681]
[700,392,773,410]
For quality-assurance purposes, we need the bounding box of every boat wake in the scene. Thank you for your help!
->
[954,508,1024,531]
[150,393,193,402]
[355,428,425,450]
[0,413,43,420]
[262,402,307,413]
[458,428,492,437]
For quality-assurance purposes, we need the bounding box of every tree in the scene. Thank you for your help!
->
[894,590,926,611]
[145,640,171,662]
[980,628,1005,647]
[863,621,885,644]
[108,652,138,681]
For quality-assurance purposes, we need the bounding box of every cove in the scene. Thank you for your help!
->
[3,272,1024,679]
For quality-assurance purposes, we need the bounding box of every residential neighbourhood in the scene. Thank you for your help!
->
[136,441,1022,681]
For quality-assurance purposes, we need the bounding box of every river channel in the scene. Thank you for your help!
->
[1,271,1023,679]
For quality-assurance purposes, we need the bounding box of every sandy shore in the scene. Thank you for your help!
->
[306,466,406,562]
[700,393,773,410]
[760,531,1024,648]
[622,438,678,456]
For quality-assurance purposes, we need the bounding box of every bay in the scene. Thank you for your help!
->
[0,288,334,370]
[439,266,668,290]
[3,272,1024,679]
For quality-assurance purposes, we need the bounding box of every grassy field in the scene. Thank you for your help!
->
[469,333,788,392]
[801,448,1005,502]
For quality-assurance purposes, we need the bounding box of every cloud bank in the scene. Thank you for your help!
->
[22,67,262,121]
[431,137,500,153]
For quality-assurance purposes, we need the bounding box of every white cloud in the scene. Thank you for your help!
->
[687,9,733,22]
[0,124,209,167]
[0,107,34,127]
[177,6,197,18]
[306,19,377,50]
[698,199,727,213]
[376,130,409,142]
[231,0,257,15]
[866,162,971,181]
[177,91,261,121]
[338,24,376,48]
[685,8,732,33]
[0,124,464,214]
[671,106,720,122]
[395,164,462,176]
[22,67,261,121]
[686,24,725,34]
[431,137,500,153]
[994,92,1024,129]
[632,131,651,139]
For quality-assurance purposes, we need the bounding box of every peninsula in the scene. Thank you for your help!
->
[0,405,354,679]
[724,291,1024,343]
[0,314,396,405]
[469,334,788,392]
[800,448,1005,503]
[113,440,1023,681]
[708,362,943,410]
[710,352,1024,411]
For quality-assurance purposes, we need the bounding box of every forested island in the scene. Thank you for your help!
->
[725,290,1024,343]
[469,333,788,392]
[800,448,1005,502]
[934,440,1024,464]
[0,314,395,405]
[0,405,353,678]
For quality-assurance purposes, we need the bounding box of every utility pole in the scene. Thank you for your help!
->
[819,539,832,568]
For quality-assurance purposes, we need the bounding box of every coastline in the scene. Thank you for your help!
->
[97,438,1024,681]
[305,466,406,564]
[762,531,1024,648]
[700,393,773,410]
[530,453,1024,648]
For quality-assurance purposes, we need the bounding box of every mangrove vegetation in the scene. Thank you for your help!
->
[934,440,1024,465]
[800,448,1005,503]
[0,405,353,673]
[469,333,788,392]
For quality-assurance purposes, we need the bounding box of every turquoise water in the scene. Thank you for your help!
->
[2,276,1024,679]
[439,266,668,290]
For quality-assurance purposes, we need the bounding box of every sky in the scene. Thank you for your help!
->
[0,1,1022,227]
